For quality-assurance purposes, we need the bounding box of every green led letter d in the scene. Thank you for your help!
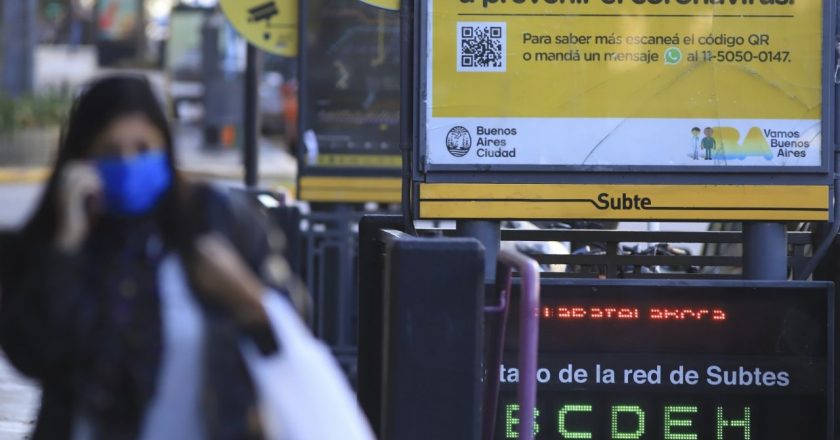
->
[611,405,646,439]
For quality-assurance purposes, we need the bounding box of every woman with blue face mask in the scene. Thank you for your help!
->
[0,75,311,440]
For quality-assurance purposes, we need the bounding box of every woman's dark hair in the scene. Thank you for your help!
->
[24,75,188,247]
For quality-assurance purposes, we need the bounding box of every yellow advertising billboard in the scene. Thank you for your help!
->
[221,0,298,57]
[424,1,823,169]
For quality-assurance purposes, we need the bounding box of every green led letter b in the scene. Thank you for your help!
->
[505,404,540,438]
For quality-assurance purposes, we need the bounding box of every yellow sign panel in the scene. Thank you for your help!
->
[425,1,823,169]
[316,154,402,168]
[221,0,298,57]
[418,184,830,221]
[359,0,399,11]
[300,176,402,203]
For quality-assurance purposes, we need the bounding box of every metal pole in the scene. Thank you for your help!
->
[335,203,354,347]
[399,0,415,232]
[457,221,501,282]
[742,222,787,280]
[498,249,540,440]
[295,0,308,185]
[244,43,261,188]
[1,0,36,97]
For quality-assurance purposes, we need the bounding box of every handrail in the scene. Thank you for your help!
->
[482,260,512,439]
[484,249,541,440]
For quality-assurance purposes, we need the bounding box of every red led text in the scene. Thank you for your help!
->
[543,307,640,320]
[541,306,727,322]
[650,308,726,321]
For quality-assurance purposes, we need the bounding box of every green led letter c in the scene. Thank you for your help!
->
[558,404,593,439]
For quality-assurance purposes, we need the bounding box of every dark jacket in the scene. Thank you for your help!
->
[0,185,306,440]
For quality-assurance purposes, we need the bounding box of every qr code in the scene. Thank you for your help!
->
[457,22,506,72]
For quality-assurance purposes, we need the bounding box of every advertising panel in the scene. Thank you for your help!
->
[97,0,140,41]
[423,1,823,170]
[302,0,401,171]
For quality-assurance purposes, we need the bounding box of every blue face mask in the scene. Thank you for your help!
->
[96,150,173,216]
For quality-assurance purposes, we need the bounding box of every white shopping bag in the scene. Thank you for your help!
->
[241,293,376,440]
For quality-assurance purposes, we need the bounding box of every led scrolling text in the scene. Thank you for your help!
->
[542,306,727,322]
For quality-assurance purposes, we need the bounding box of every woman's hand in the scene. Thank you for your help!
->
[55,162,102,253]
[191,234,270,328]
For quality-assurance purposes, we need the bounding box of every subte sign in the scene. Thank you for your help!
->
[410,0,835,221]
[497,280,834,439]
[416,184,829,221]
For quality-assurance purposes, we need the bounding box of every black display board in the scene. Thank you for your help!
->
[299,0,401,176]
[497,280,834,440]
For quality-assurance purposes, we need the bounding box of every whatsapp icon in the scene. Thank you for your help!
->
[664,47,682,65]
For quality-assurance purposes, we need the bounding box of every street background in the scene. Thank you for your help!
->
[0,11,298,435]
[0,2,714,439]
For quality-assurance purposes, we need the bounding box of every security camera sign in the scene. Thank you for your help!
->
[221,0,298,57]
[422,1,824,169]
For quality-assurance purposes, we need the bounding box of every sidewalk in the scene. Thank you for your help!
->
[174,123,297,189]
[0,354,39,440]
[0,127,298,190]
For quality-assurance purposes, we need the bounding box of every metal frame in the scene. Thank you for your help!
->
[409,0,837,185]
[294,206,399,380]
[299,209,362,368]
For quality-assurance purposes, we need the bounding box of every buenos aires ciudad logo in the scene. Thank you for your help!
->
[446,126,472,157]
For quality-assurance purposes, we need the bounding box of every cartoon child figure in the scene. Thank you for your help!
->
[701,127,716,160]
[690,127,701,160]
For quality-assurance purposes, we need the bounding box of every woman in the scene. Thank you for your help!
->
[0,75,306,439]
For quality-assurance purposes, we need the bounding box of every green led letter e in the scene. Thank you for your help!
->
[664,406,698,440]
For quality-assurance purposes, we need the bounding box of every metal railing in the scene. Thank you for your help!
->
[299,209,363,379]
[484,249,541,440]
[421,228,814,279]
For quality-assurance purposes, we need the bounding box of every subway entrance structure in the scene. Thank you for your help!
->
[358,0,839,439]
